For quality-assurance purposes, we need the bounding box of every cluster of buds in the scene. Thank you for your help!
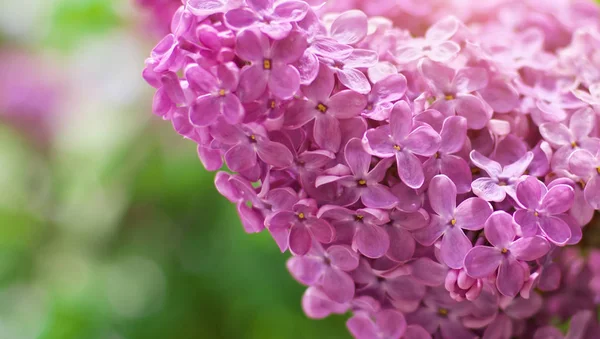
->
[142,0,600,338]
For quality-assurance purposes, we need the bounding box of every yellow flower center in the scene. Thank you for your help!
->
[297,212,305,220]
[438,308,449,316]
[263,59,272,70]
[445,94,455,101]
[450,219,457,226]
[534,211,539,217]
[597,167,600,175]
[571,141,578,148]
[218,89,226,97]
[501,248,508,254]
[357,179,367,186]
[269,100,276,109]
[393,145,402,151]
[316,103,328,113]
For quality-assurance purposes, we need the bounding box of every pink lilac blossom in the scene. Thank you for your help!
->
[142,0,600,338]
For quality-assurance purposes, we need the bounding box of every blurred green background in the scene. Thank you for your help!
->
[0,0,349,338]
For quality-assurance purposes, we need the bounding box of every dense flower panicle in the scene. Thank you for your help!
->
[143,0,600,338]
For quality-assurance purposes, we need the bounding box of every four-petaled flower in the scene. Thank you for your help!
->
[363,101,441,189]
[464,211,551,297]
[413,175,493,269]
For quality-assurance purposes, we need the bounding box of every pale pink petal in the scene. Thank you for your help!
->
[428,41,461,62]
[336,68,371,94]
[471,178,505,202]
[330,10,368,45]
[539,122,573,147]
[269,64,300,99]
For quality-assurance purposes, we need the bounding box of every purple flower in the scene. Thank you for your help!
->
[318,205,390,259]
[266,198,335,255]
[287,244,359,303]
[210,120,293,172]
[284,63,367,152]
[514,176,574,245]
[225,0,309,40]
[394,16,462,64]
[419,59,492,130]
[235,28,307,101]
[362,74,408,121]
[316,138,399,209]
[327,48,379,94]
[187,63,244,126]
[569,149,600,210]
[464,211,551,297]
[422,116,472,193]
[470,150,534,202]
[363,101,441,189]
[539,107,599,169]
[413,175,492,269]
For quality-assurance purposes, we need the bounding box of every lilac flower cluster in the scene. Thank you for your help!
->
[142,0,600,338]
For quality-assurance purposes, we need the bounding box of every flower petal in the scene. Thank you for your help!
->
[413,215,447,246]
[440,226,471,269]
[471,177,505,202]
[509,236,550,261]
[269,64,300,99]
[427,175,457,219]
[330,10,368,45]
[289,223,312,255]
[404,125,441,156]
[540,184,574,215]
[225,143,256,172]
[484,211,515,248]
[539,216,571,245]
[497,258,525,297]
[336,68,371,94]
[395,151,425,189]
[256,140,294,168]
[362,183,399,209]
[454,94,493,130]
[322,268,355,303]
[189,94,220,127]
[455,198,492,231]
[464,246,502,278]
[328,90,367,119]
[516,176,547,210]
[355,224,390,258]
